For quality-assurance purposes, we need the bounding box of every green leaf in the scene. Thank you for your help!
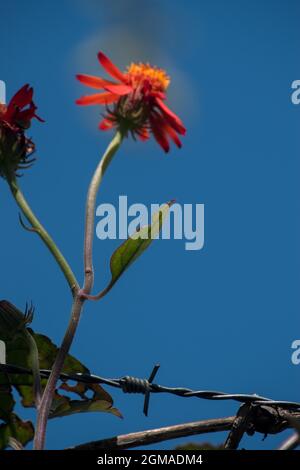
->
[50,384,122,419]
[0,385,34,449]
[50,381,122,420]
[5,332,120,416]
[0,300,121,449]
[0,413,34,450]
[101,201,173,297]
[0,300,41,415]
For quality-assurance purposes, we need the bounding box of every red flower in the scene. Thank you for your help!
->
[0,84,43,131]
[0,85,43,179]
[76,52,186,152]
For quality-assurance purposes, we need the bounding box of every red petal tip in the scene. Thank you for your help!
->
[97,51,127,83]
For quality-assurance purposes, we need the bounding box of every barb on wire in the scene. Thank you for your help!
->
[119,364,160,416]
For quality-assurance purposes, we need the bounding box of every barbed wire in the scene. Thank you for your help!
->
[2,362,300,449]
[1,363,300,419]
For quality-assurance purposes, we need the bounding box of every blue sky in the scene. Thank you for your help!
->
[1,0,299,450]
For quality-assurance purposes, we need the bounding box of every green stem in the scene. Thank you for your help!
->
[33,131,123,449]
[8,177,79,293]
[83,130,123,294]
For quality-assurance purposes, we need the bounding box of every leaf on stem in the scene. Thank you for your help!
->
[99,201,173,298]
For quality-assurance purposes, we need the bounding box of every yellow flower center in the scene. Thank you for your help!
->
[126,63,170,92]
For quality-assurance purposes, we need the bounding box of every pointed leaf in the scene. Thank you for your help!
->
[102,201,173,296]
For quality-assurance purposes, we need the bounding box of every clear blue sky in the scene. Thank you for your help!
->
[1,0,299,450]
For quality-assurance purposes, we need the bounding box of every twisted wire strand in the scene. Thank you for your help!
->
[1,363,299,414]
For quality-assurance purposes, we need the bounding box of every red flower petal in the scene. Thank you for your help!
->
[34,112,45,123]
[17,108,35,122]
[1,84,43,127]
[150,117,170,153]
[98,52,127,83]
[5,85,32,121]
[152,91,166,100]
[103,83,132,96]
[10,84,33,108]
[76,92,119,106]
[155,98,186,135]
[151,112,182,149]
[76,74,117,89]
[17,103,45,124]
[99,118,115,130]
[162,121,182,148]
[137,127,150,141]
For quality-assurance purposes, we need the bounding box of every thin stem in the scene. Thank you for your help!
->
[8,177,78,293]
[33,293,83,449]
[83,130,123,294]
[80,284,110,301]
[33,132,123,449]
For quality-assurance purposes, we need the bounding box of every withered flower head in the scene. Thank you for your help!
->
[0,84,44,179]
[76,52,186,153]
